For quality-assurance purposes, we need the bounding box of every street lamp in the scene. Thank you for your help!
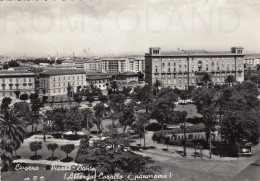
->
[181,50,190,90]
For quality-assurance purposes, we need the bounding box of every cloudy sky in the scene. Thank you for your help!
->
[0,0,259,57]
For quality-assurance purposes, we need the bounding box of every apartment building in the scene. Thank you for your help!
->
[39,69,87,97]
[145,47,245,89]
[0,70,36,99]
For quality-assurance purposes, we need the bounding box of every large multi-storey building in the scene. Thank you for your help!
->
[39,69,87,97]
[84,59,102,72]
[0,70,36,99]
[145,47,244,89]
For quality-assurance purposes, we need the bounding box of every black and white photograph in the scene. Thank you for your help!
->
[0,0,260,180]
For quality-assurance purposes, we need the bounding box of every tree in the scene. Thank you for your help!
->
[29,93,39,102]
[150,100,175,131]
[0,109,27,166]
[61,144,75,161]
[153,80,162,98]
[49,107,69,138]
[75,133,157,178]
[14,91,20,98]
[47,143,58,160]
[110,80,118,93]
[137,71,144,81]
[201,105,217,159]
[98,95,108,103]
[20,93,29,102]
[133,85,153,113]
[64,108,83,135]
[73,92,82,107]
[0,109,27,148]
[119,102,135,133]
[201,73,212,86]
[173,111,188,156]
[80,108,94,134]
[225,75,236,85]
[93,103,107,134]
[121,86,132,97]
[109,93,126,114]
[8,60,19,67]
[135,113,150,148]
[29,141,42,159]
[86,95,94,106]
[42,96,48,103]
[1,97,12,111]
[192,87,215,113]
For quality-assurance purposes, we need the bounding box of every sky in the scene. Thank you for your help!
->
[0,0,259,57]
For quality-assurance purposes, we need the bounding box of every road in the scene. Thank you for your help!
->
[231,143,260,181]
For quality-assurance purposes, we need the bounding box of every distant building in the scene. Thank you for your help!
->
[244,54,260,67]
[116,72,139,84]
[145,47,245,89]
[39,69,87,97]
[39,63,51,68]
[86,71,112,90]
[84,59,102,72]
[0,70,36,100]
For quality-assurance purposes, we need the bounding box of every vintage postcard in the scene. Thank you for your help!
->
[0,0,259,181]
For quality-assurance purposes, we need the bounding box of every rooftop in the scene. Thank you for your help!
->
[0,70,35,76]
[117,71,139,76]
[40,69,85,76]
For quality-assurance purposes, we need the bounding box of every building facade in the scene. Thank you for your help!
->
[244,55,260,67]
[0,70,36,100]
[86,72,112,90]
[84,59,102,72]
[39,69,87,97]
[145,47,245,89]
[116,72,139,84]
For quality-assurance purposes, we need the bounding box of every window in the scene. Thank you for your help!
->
[53,77,55,81]
[29,77,32,82]
[10,78,12,82]
[64,77,65,80]
[16,78,18,82]
[174,68,176,72]
[24,78,26,82]
[168,68,170,72]
[174,62,176,66]
[212,62,214,66]
[168,63,170,66]
[58,77,60,81]
[162,63,165,67]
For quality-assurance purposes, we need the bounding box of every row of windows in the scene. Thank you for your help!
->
[53,81,83,88]
[160,77,231,85]
[1,77,32,83]
[52,75,84,81]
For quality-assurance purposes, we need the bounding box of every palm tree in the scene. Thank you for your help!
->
[0,109,27,152]
[0,109,27,171]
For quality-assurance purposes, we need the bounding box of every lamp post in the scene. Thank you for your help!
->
[181,50,190,90]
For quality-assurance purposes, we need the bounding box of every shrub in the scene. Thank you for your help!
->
[52,133,62,139]
[145,122,162,131]
[63,134,89,140]
[20,93,29,102]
